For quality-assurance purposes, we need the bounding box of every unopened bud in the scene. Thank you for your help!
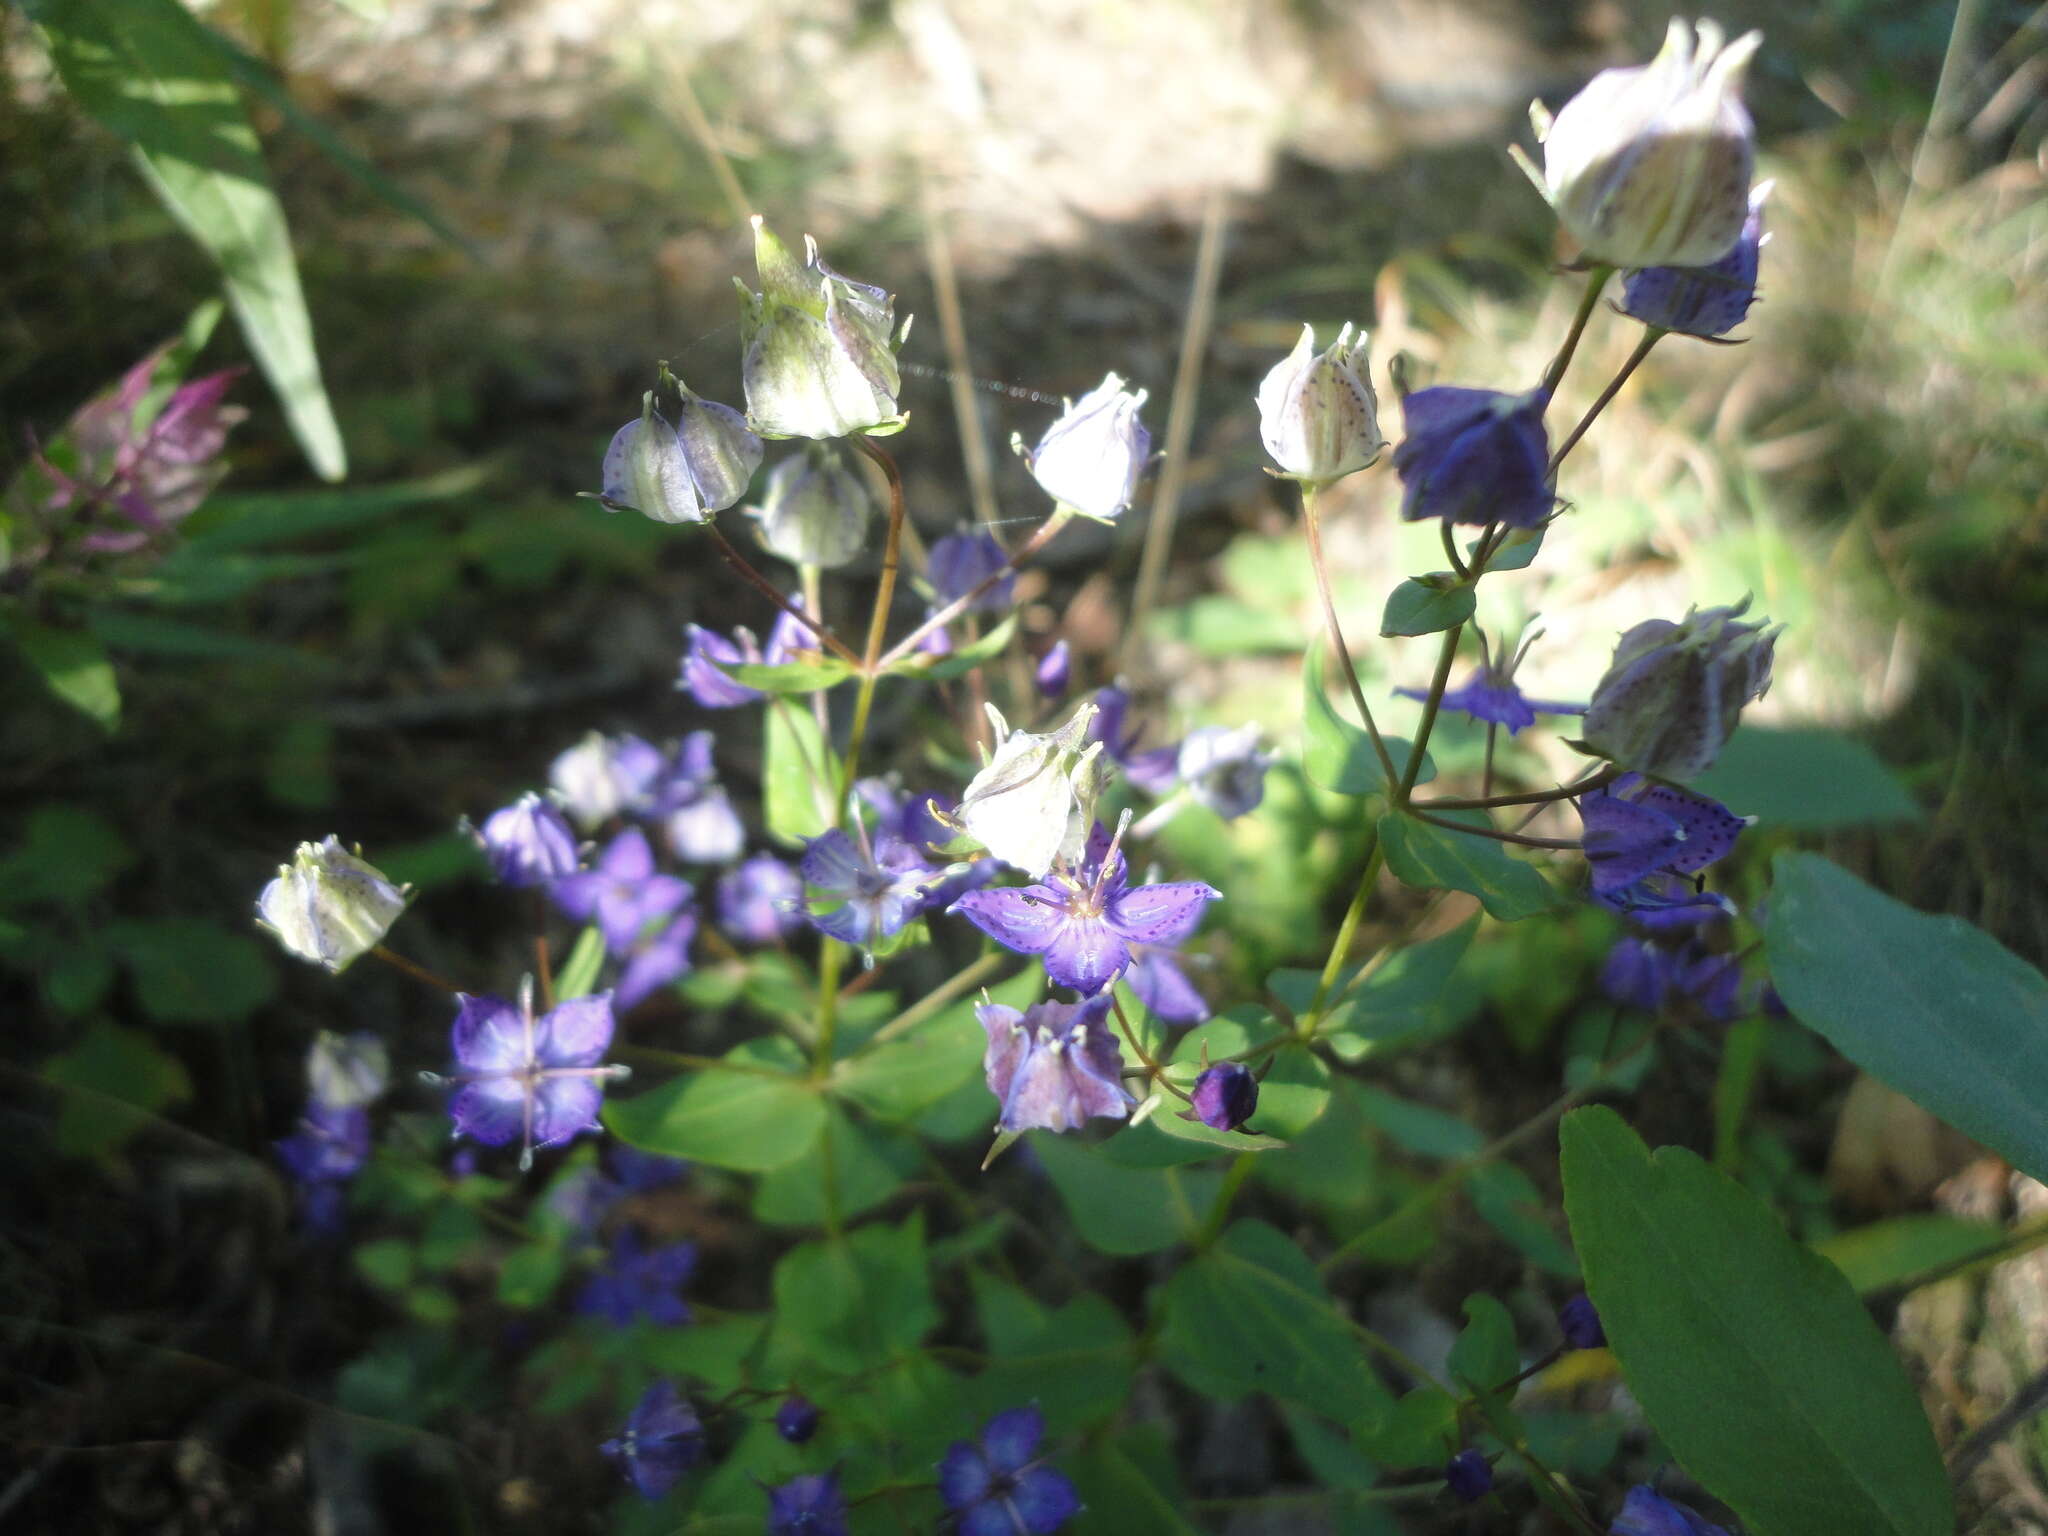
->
[738,219,905,440]
[748,446,873,568]
[1580,598,1779,779]
[1257,323,1384,484]
[256,837,411,973]
[1017,373,1150,521]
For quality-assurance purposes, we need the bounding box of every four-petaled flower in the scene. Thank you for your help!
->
[551,827,693,957]
[577,1228,697,1328]
[765,1469,849,1536]
[601,1380,704,1500]
[977,994,1133,1134]
[444,981,624,1169]
[937,1405,1081,1536]
[951,824,1220,996]
[798,827,936,949]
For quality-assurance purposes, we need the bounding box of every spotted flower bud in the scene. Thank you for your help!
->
[1180,1062,1258,1133]
[1580,599,1780,779]
[1392,387,1552,529]
[1539,18,1762,269]
[748,446,873,568]
[1018,373,1150,522]
[738,218,904,440]
[600,385,763,524]
[1257,323,1385,484]
[956,702,1106,878]
[1621,181,1769,338]
[256,837,411,973]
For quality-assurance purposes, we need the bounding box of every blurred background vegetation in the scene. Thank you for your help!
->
[2,0,2044,1530]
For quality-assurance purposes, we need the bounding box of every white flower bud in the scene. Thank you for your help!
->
[256,837,411,973]
[307,1030,391,1108]
[956,702,1106,877]
[1256,324,1384,484]
[1019,373,1151,522]
[1541,18,1762,269]
[748,447,874,568]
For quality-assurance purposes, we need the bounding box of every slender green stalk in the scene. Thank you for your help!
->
[1295,828,1384,1042]
[1409,806,1579,850]
[876,508,1072,669]
[1195,1153,1258,1250]
[1538,266,1614,399]
[859,951,1007,1051]
[814,939,845,1077]
[704,523,859,665]
[1548,327,1661,476]
[1420,765,1614,812]
[1300,484,1400,787]
[371,945,459,995]
[1396,622,1463,802]
[840,437,909,805]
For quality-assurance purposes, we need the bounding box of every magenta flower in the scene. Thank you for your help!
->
[978,994,1132,1134]
[550,827,692,957]
[950,826,1220,996]
[937,1405,1081,1535]
[443,982,623,1169]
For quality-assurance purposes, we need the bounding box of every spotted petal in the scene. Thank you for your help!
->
[1106,880,1221,947]
[951,886,1068,955]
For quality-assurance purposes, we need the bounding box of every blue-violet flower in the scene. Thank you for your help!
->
[937,1405,1082,1536]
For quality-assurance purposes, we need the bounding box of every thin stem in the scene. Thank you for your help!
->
[815,939,845,1078]
[877,509,1072,670]
[1537,266,1614,399]
[1420,765,1615,813]
[370,945,460,995]
[1296,826,1384,1042]
[1301,485,1400,787]
[860,951,1007,1050]
[1547,328,1661,476]
[1481,719,1499,799]
[840,437,909,805]
[1126,183,1231,665]
[920,172,1001,531]
[1195,1154,1258,1250]
[704,523,861,666]
[530,891,555,1011]
[1109,993,1187,1100]
[1396,623,1463,802]
[1439,520,1471,582]
[1409,807,1579,850]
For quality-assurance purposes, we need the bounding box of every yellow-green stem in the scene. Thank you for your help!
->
[1396,622,1464,802]
[1296,829,1383,1042]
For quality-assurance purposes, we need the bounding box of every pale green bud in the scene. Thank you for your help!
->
[1256,323,1384,484]
[1540,18,1762,269]
[957,702,1105,877]
[738,218,905,440]
[748,446,874,569]
[255,836,411,973]
[600,385,763,524]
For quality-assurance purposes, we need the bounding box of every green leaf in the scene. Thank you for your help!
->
[1813,1215,2007,1296]
[768,1215,937,1374]
[1469,1160,1579,1277]
[603,1040,825,1172]
[831,994,994,1124]
[724,655,856,693]
[1356,1386,1458,1470]
[1377,810,1559,921]
[1143,1100,1288,1155]
[1302,644,1433,797]
[1380,575,1475,637]
[971,1293,1136,1434]
[1765,851,2048,1184]
[88,608,319,667]
[1474,524,1543,571]
[29,0,346,479]
[495,1243,566,1309]
[1352,1084,1482,1159]
[1694,728,1919,830]
[1561,1105,1953,1536]
[751,1105,909,1225]
[763,696,837,847]
[9,617,120,730]
[1159,1218,1392,1423]
[552,925,605,1001]
[1030,1132,1222,1255]
[1447,1293,1518,1394]
[895,613,1019,680]
[1269,916,1479,1059]
[107,917,275,1024]
[41,1020,191,1157]
[0,804,132,910]
[1146,595,1303,657]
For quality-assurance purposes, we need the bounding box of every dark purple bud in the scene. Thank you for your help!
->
[1392,386,1551,529]
[1559,1293,1607,1350]
[1621,185,1768,339]
[475,792,580,888]
[1179,1062,1259,1133]
[1035,639,1072,699]
[1444,1448,1493,1503]
[775,1393,821,1444]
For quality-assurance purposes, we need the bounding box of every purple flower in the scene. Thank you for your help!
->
[577,1228,696,1327]
[937,1406,1081,1536]
[1087,686,1180,796]
[775,1394,822,1444]
[641,731,745,864]
[444,983,622,1169]
[676,597,810,709]
[717,855,805,944]
[1180,1062,1258,1132]
[474,792,581,888]
[1601,936,1748,1021]
[1600,872,1739,931]
[978,994,1133,1134]
[1127,945,1208,1024]
[929,528,1016,612]
[275,1100,370,1185]
[798,828,935,948]
[950,826,1220,996]
[1610,1485,1732,1536]
[766,1470,849,1536]
[857,780,992,909]
[1034,640,1072,699]
[1579,776,1747,896]
[1580,599,1780,781]
[607,1143,690,1192]
[1391,385,1552,529]
[550,732,667,831]
[616,911,697,1011]
[1559,1294,1606,1350]
[1621,184,1768,339]
[1444,1448,1493,1503]
[1176,725,1272,821]
[601,1380,704,1499]
[1395,625,1583,735]
[551,827,693,957]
